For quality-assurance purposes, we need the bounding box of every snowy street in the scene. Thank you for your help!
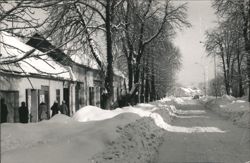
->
[157,99,250,163]
[1,96,250,163]
[1,1,250,162]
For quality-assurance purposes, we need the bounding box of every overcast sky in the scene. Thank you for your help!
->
[174,0,217,87]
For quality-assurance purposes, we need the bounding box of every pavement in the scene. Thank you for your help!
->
[157,99,250,163]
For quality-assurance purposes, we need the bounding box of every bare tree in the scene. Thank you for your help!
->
[212,0,250,100]
[44,0,127,109]
[117,0,189,103]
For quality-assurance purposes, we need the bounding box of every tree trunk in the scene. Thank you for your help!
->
[236,46,244,97]
[150,57,155,101]
[140,57,145,103]
[242,0,250,102]
[145,58,150,103]
[102,0,114,109]
[128,55,133,91]
[220,47,230,95]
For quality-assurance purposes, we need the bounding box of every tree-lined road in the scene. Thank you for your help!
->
[157,99,250,163]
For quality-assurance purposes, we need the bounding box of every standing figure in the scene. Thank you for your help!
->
[1,98,8,123]
[51,100,59,117]
[38,102,47,121]
[19,101,29,123]
[60,100,69,116]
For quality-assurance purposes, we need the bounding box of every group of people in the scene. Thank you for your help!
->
[1,98,28,123]
[0,98,69,123]
[38,100,69,121]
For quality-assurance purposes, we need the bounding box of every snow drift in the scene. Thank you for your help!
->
[203,95,250,128]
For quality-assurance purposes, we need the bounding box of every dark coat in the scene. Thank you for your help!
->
[19,106,29,123]
[60,103,68,115]
[51,103,59,117]
[1,103,8,123]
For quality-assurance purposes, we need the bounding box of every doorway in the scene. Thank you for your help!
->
[0,90,19,122]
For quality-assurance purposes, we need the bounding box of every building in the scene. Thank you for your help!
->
[0,32,126,123]
[26,33,125,111]
[0,32,75,123]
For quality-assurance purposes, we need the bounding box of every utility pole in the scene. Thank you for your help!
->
[214,53,218,99]
[195,62,207,96]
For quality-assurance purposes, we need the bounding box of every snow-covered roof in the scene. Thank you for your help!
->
[70,53,100,70]
[0,32,74,80]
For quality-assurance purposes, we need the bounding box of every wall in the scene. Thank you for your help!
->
[0,75,73,121]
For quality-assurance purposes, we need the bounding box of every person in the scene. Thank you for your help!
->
[51,100,59,117]
[60,100,69,116]
[38,101,47,121]
[1,98,8,123]
[19,101,29,123]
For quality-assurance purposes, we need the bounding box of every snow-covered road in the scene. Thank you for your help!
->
[1,97,250,163]
[157,99,250,163]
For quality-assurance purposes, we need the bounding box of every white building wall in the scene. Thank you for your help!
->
[0,75,74,118]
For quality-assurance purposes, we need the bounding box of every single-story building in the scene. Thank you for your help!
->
[27,33,125,110]
[0,32,75,122]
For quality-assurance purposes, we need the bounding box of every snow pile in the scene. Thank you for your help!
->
[221,94,236,101]
[199,96,215,103]
[47,114,75,123]
[173,97,185,104]
[174,87,202,97]
[72,105,153,122]
[72,105,120,122]
[159,97,172,102]
[204,96,250,128]
[1,102,171,163]
[92,117,165,163]
[1,98,226,163]
[1,112,141,163]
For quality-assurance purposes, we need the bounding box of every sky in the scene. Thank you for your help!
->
[174,0,218,87]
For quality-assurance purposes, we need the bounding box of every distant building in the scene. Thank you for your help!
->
[174,87,202,97]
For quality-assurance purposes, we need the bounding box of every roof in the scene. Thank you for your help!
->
[0,32,74,81]
[26,33,73,65]
[27,33,126,78]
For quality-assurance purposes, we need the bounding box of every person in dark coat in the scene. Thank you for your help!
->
[51,100,59,117]
[60,100,69,116]
[38,102,48,121]
[1,98,8,123]
[19,101,29,123]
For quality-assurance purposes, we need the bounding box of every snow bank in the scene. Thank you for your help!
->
[48,114,75,123]
[173,97,185,104]
[1,112,141,163]
[174,87,202,97]
[92,117,165,163]
[72,105,119,122]
[204,96,250,128]
[1,97,226,163]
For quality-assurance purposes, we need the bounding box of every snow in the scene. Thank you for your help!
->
[204,95,250,128]
[173,97,185,104]
[0,32,73,80]
[174,87,202,97]
[1,97,227,163]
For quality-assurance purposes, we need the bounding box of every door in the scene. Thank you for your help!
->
[0,90,19,123]
[63,88,69,109]
[30,89,39,122]
[75,83,80,111]
[40,86,50,119]
[89,87,95,105]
